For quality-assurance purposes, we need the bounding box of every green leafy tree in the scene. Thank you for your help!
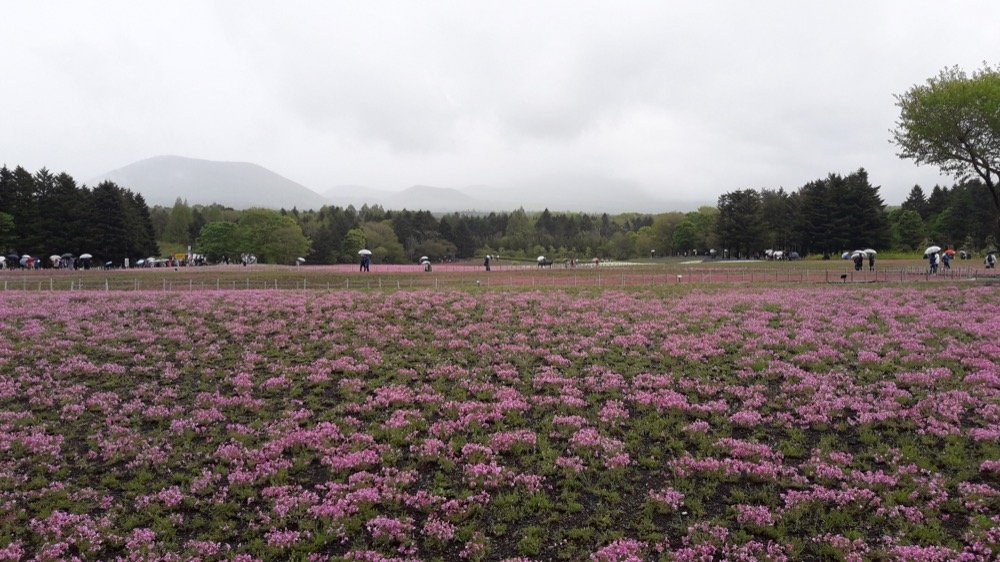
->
[162,198,194,245]
[892,64,1000,237]
[239,208,311,264]
[196,221,243,262]
[889,209,925,251]
[362,220,406,263]
[344,228,367,258]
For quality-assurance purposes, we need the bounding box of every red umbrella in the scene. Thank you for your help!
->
[944,249,956,256]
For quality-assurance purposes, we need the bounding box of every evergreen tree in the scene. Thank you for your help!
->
[717,189,765,258]
[163,198,194,245]
[87,182,130,263]
[901,185,930,220]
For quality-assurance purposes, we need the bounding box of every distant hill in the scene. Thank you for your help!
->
[92,155,691,213]
[88,155,330,210]
[322,185,393,209]
[325,181,682,214]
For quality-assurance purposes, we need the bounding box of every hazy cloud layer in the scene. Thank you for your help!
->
[2,0,998,208]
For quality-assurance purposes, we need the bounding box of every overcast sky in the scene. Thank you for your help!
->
[2,0,998,208]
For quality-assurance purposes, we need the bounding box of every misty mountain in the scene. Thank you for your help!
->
[88,155,329,210]
[321,185,393,209]
[391,185,492,212]
[326,180,686,214]
[460,177,677,214]
[92,155,694,213]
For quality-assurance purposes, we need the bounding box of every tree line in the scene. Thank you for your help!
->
[0,166,158,264]
[153,199,686,264]
[4,164,997,267]
[716,169,997,259]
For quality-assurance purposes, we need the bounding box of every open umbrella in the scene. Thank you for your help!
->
[420,259,430,265]
[864,249,877,255]
[296,257,306,263]
[987,249,998,255]
[537,256,546,262]
[50,254,61,263]
[418,256,429,262]
[358,249,372,256]
[841,252,850,260]
[0,256,5,263]
[136,259,145,265]
[944,248,956,256]
[80,253,93,260]
[924,245,941,256]
[61,252,74,259]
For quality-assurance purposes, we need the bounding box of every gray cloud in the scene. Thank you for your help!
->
[2,0,996,207]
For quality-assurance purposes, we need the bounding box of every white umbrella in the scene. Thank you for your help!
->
[537,255,546,262]
[924,245,941,256]
[419,256,429,262]
[864,249,877,255]
[420,259,430,265]
[296,257,306,263]
[50,254,61,263]
[0,256,5,263]
[136,259,145,265]
[841,252,850,260]
[80,253,93,259]
[358,249,372,256]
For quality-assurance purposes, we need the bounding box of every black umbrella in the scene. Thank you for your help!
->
[61,253,74,259]
[6,254,19,264]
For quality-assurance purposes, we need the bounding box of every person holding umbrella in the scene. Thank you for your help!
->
[852,252,864,272]
[925,245,941,274]
[986,251,997,269]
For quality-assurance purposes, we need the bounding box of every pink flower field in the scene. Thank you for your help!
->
[1,286,999,561]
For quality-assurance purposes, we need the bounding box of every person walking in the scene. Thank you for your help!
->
[483,255,491,272]
[868,252,876,271]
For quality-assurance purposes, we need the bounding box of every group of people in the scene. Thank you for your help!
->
[927,252,952,274]
[851,252,876,272]
[927,248,996,273]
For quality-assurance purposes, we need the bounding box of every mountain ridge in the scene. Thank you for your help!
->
[91,156,691,213]
[87,155,330,210]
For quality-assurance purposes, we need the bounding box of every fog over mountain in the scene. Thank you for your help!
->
[93,156,689,213]
[88,156,330,210]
